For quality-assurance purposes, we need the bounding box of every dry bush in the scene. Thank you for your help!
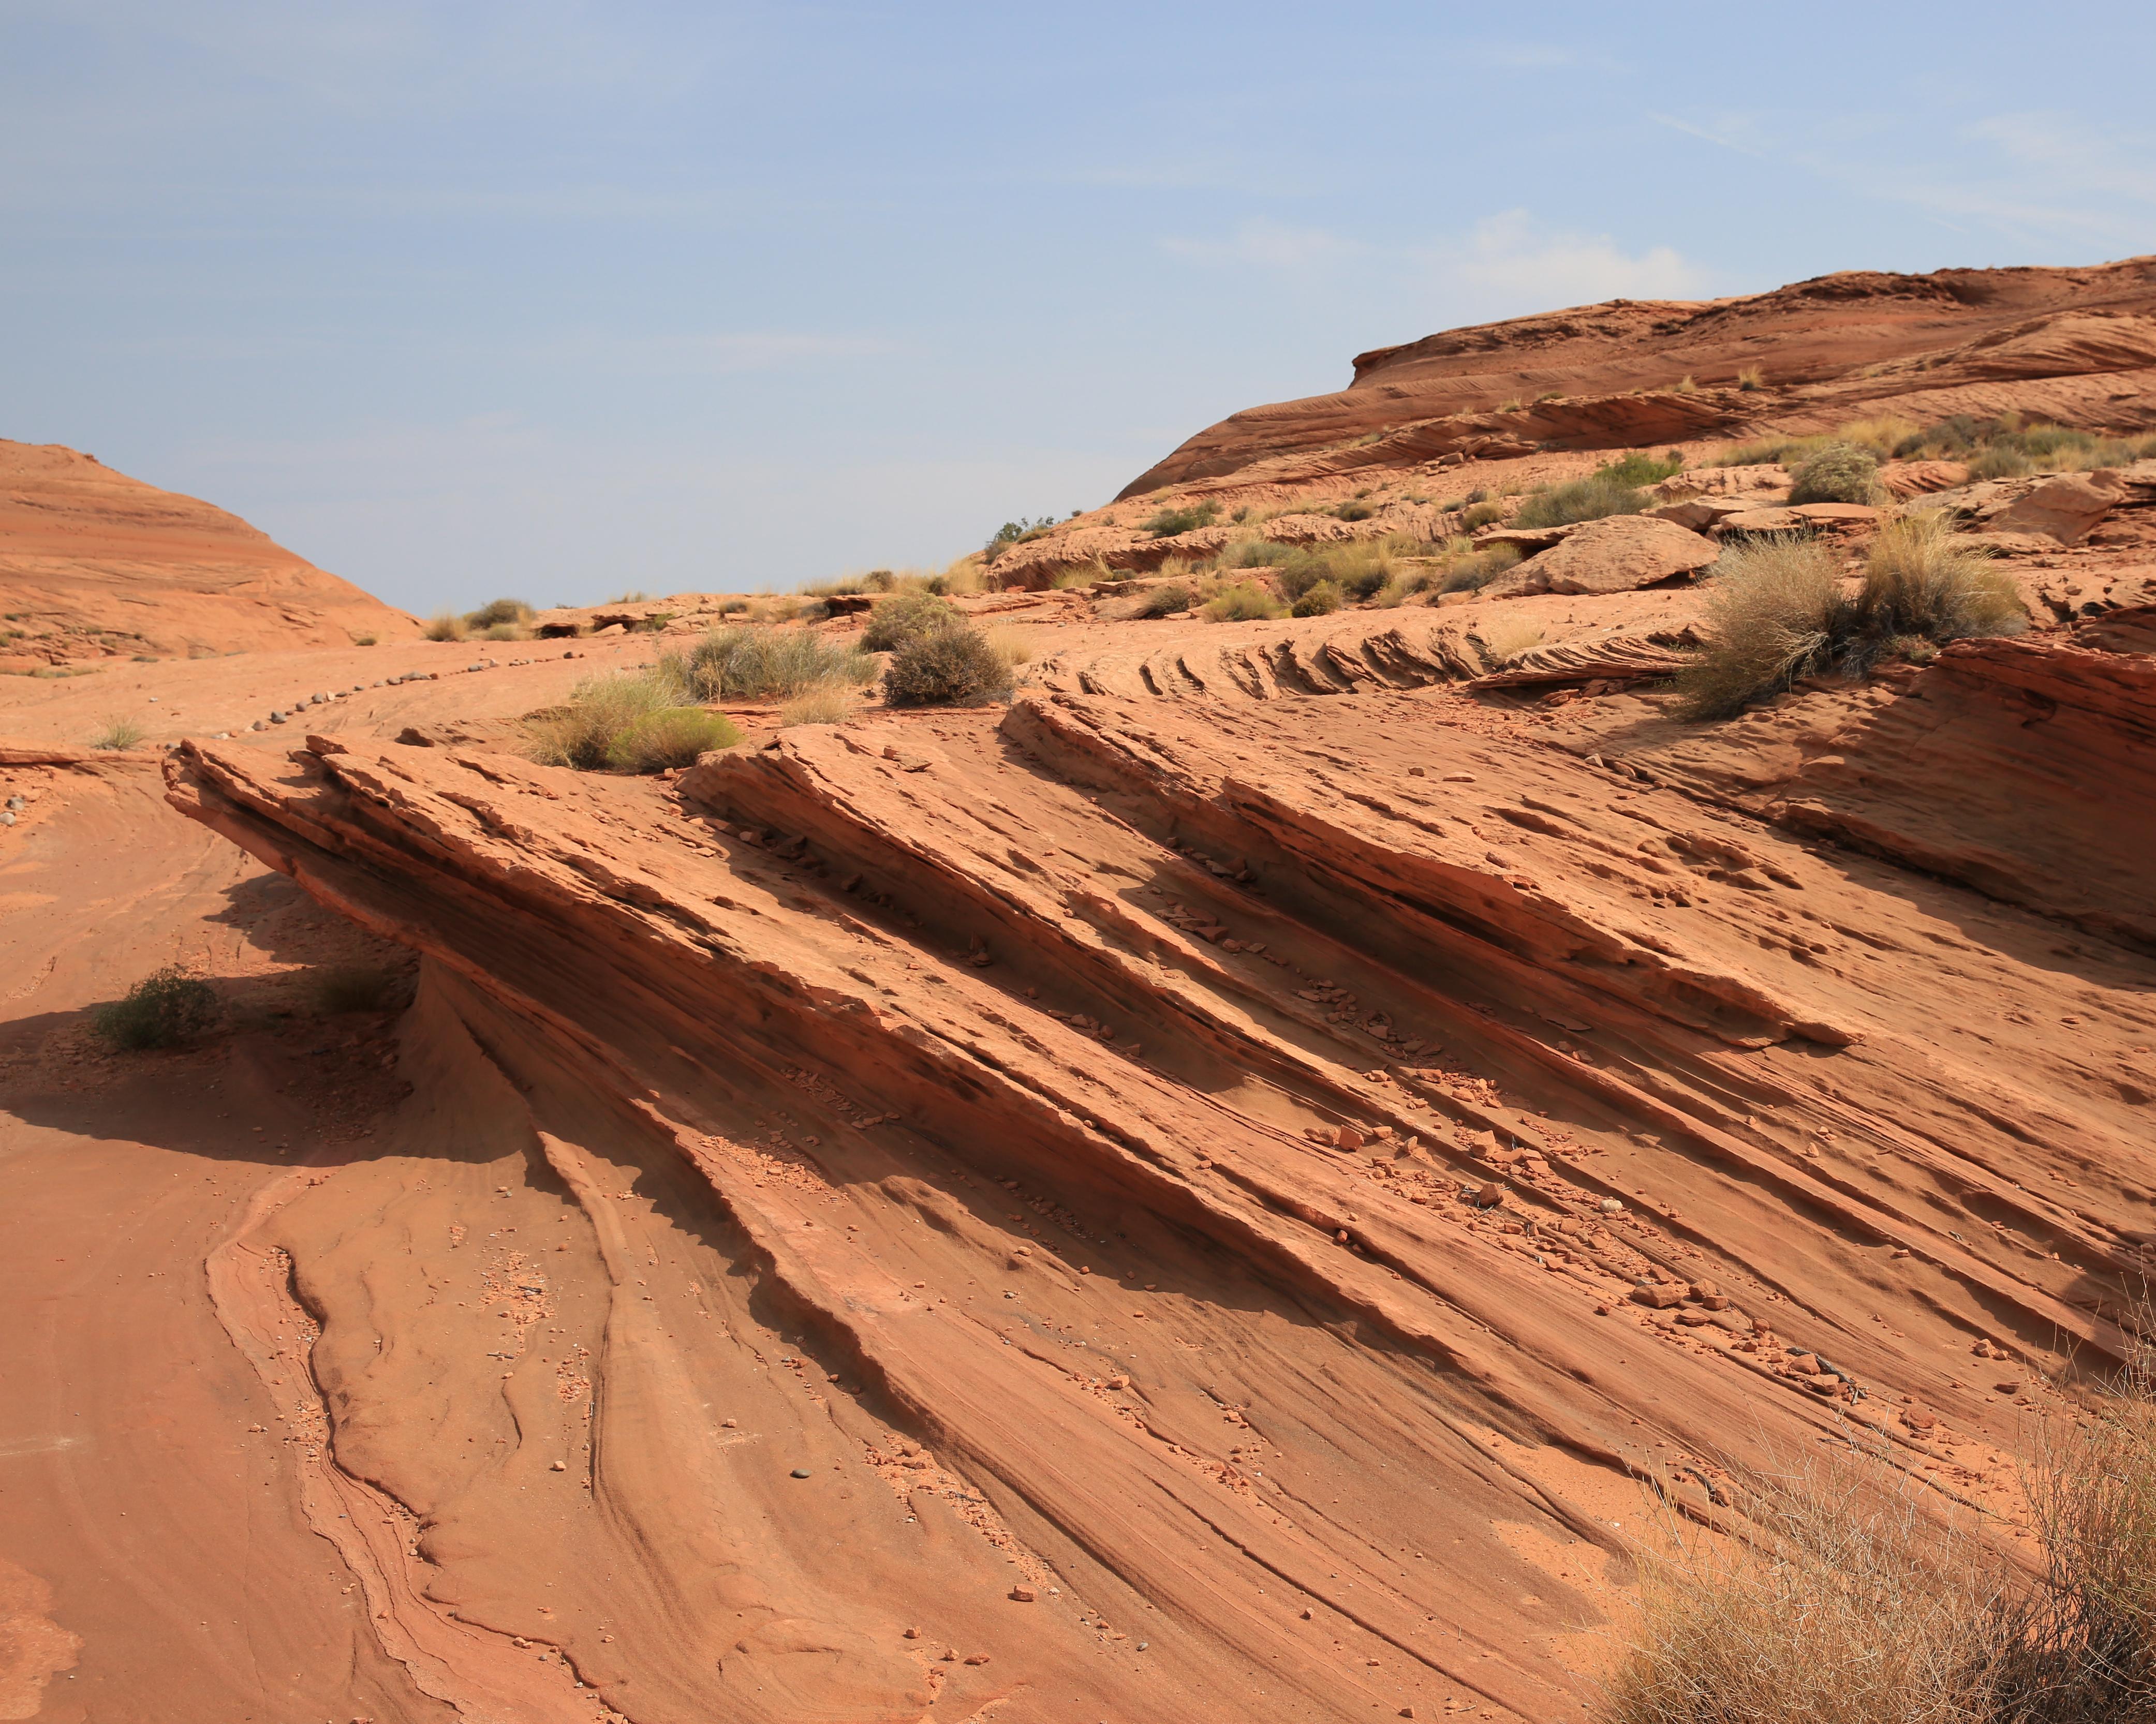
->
[777,681,860,727]
[1129,583,1194,618]
[1604,1446,2015,1724]
[1677,518,2027,720]
[424,611,469,642]
[1201,581,1287,622]
[662,627,875,702]
[1836,415,1923,460]
[882,620,1014,706]
[1476,618,1544,666]
[94,966,217,1050]
[1855,513,2024,647]
[1674,536,1846,719]
[1141,500,1218,538]
[860,591,957,652]
[1736,364,1765,391]
[604,706,739,772]
[90,715,145,751]
[983,626,1033,667]
[465,597,533,630]
[1789,441,1885,505]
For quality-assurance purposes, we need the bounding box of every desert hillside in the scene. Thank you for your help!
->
[3,257,2155,1723]
[0,439,419,668]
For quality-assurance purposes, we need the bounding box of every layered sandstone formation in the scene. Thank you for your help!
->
[0,439,419,667]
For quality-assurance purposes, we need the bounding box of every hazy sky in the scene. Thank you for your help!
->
[5,2,2153,613]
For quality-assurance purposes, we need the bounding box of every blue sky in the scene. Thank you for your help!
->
[4,2,2153,613]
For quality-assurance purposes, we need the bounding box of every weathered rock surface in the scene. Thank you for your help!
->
[1486,515,1718,597]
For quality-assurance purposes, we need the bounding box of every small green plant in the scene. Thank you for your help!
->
[1437,542,1523,593]
[94,966,216,1050]
[312,964,405,1014]
[882,620,1015,706]
[1201,581,1287,622]
[423,612,468,642]
[860,591,958,652]
[90,715,145,751]
[661,628,876,703]
[982,517,1059,562]
[605,706,740,771]
[1513,473,1648,530]
[1291,579,1343,617]
[1141,501,1219,539]
[1788,441,1884,505]
[1597,450,1686,487]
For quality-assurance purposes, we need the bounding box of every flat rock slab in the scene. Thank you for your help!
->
[1488,513,1718,597]
[1988,472,2124,545]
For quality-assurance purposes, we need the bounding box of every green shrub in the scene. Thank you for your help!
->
[1332,501,1373,522]
[1291,579,1343,617]
[1131,584,1194,618]
[1513,473,1649,530]
[1141,501,1219,538]
[860,591,957,652]
[1201,582,1287,622]
[525,671,672,769]
[1458,500,1507,530]
[424,612,469,642]
[94,966,216,1050]
[1968,444,2034,481]
[661,628,875,703]
[883,621,1015,706]
[1598,450,1685,487]
[1787,441,1883,506]
[983,517,1058,561]
[464,597,533,630]
[604,706,740,772]
[91,715,145,751]
[312,964,406,1014]
[1675,520,2022,719]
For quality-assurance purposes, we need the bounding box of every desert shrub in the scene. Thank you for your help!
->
[353,633,378,647]
[1736,364,1765,391]
[1131,583,1194,618]
[312,964,405,1014]
[1438,542,1523,593]
[424,612,469,642]
[465,597,533,630]
[777,682,859,727]
[861,591,958,652]
[94,966,216,1050]
[984,626,1033,667]
[526,671,667,768]
[1476,618,1543,666]
[1834,415,1922,460]
[717,597,750,615]
[608,588,654,603]
[1676,521,2021,719]
[982,517,1058,562]
[1332,501,1373,522]
[1141,501,1219,538]
[1603,1445,2015,1724]
[91,715,145,751]
[1514,473,1649,530]
[1853,512,2024,646]
[883,620,1014,706]
[1673,374,1698,395]
[662,628,876,703]
[604,707,739,772]
[1968,443,2035,481]
[1788,440,1884,505]
[1201,582,1287,622]
[1459,500,1506,530]
[482,622,524,642]
[1291,579,1343,617]
[1673,538,1847,719]
[633,611,678,633]
[1599,450,1686,487]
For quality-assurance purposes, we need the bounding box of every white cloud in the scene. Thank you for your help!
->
[1419,210,1704,306]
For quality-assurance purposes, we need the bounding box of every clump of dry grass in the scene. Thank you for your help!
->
[1675,519,2022,719]
[1789,441,1886,506]
[525,669,741,771]
[90,714,146,751]
[777,681,861,727]
[1201,581,1287,622]
[1604,1445,2016,1724]
[424,611,469,642]
[1475,618,1544,666]
[661,627,876,702]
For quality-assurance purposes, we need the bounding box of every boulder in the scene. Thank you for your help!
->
[1488,514,1718,597]
[1987,471,2125,545]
